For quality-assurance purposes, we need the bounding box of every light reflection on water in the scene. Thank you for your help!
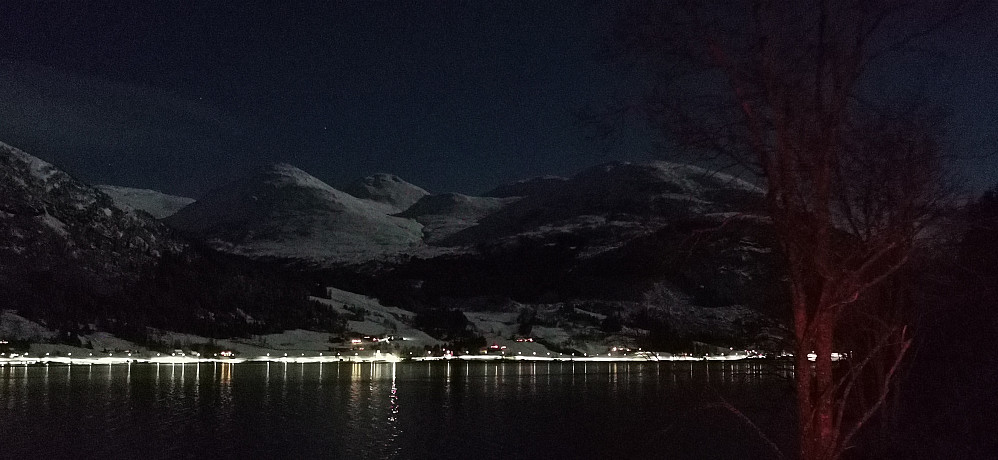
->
[0,360,792,459]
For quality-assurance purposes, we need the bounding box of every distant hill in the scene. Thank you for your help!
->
[343,173,430,213]
[398,193,518,243]
[443,161,765,246]
[96,185,194,219]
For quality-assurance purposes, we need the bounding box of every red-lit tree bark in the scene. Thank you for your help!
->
[614,1,969,458]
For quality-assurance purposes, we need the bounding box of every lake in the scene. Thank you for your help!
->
[0,361,795,459]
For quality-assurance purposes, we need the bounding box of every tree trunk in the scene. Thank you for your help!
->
[813,318,837,460]
[795,297,839,460]
[794,297,814,459]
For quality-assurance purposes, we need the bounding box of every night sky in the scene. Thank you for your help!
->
[0,2,995,198]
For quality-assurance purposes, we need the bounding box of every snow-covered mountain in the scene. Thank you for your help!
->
[165,163,424,262]
[96,185,194,219]
[343,173,429,213]
[0,142,181,302]
[443,161,765,247]
[0,142,787,352]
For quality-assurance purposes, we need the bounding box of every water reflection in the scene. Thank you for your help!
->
[0,360,792,459]
[385,363,402,459]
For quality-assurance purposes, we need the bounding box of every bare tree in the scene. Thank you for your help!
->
[612,1,972,458]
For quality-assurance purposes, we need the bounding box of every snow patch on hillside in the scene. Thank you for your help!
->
[37,212,69,237]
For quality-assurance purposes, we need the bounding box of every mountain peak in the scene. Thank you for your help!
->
[253,163,337,192]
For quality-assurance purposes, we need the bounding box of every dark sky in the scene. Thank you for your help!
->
[0,2,995,198]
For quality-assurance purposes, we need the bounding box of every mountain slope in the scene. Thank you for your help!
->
[444,161,765,247]
[398,193,518,243]
[484,175,569,198]
[343,173,429,213]
[96,185,194,219]
[0,141,182,318]
[165,164,424,262]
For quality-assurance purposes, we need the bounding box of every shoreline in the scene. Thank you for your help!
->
[0,352,766,366]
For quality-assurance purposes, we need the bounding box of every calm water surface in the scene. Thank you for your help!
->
[0,361,794,459]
